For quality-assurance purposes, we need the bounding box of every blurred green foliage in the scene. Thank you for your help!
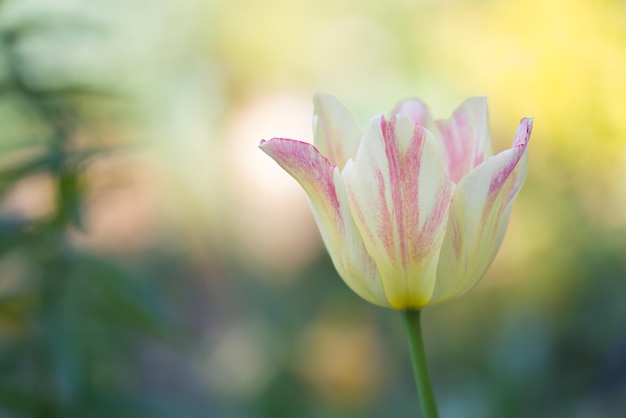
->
[0,9,205,418]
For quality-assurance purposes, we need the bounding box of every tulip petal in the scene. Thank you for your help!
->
[436,97,493,183]
[430,118,533,305]
[259,138,388,306]
[342,115,455,309]
[313,94,363,169]
[392,98,435,127]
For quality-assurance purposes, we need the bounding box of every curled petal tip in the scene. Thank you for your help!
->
[392,98,433,127]
[258,137,287,155]
[521,117,534,130]
[259,137,293,149]
[514,117,533,147]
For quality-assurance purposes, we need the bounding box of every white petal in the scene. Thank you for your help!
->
[313,94,363,169]
[430,118,532,305]
[435,96,493,183]
[392,98,435,127]
[259,138,388,306]
[342,115,455,309]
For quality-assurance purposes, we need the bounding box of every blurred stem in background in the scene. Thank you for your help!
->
[0,24,87,417]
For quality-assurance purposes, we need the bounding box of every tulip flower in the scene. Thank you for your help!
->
[259,95,532,310]
[260,94,532,417]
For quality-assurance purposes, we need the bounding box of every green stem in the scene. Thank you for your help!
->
[401,310,439,418]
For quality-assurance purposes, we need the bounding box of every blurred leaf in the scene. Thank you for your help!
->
[0,218,36,254]
[0,152,52,192]
[0,144,118,196]
[74,255,182,342]
[57,169,84,230]
[0,384,37,416]
[0,291,36,319]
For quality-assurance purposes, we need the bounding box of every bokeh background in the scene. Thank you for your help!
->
[1,0,626,417]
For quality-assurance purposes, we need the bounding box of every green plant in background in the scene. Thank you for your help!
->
[0,13,192,418]
[260,94,532,416]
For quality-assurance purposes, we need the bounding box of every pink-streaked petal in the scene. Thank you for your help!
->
[342,115,455,309]
[435,96,493,183]
[392,98,435,128]
[430,118,533,305]
[329,170,388,306]
[259,138,388,307]
[313,94,363,170]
